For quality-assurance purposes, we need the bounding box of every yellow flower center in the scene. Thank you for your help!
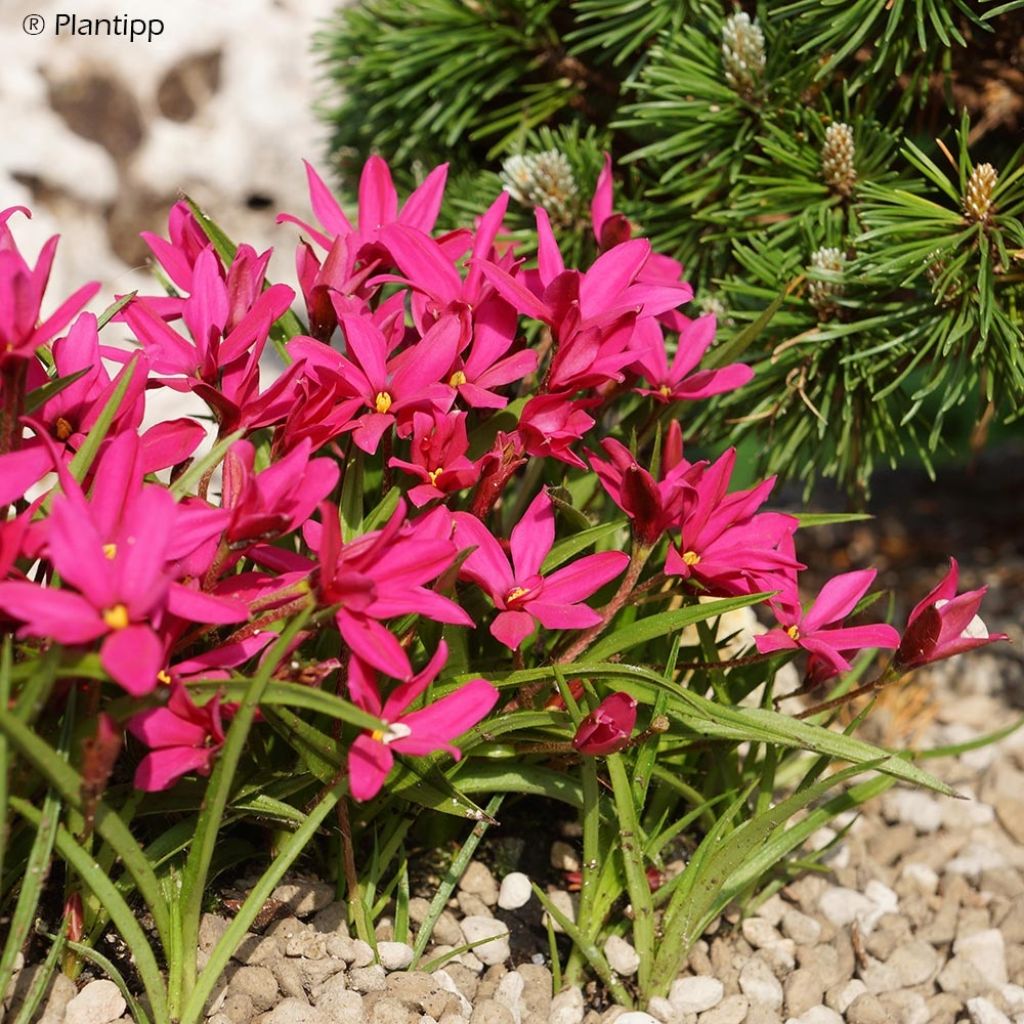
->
[102,543,117,560]
[103,604,130,630]
[157,670,172,685]
[506,586,530,603]
[55,417,73,441]
[428,468,443,486]
[659,385,673,398]
[681,550,701,566]
[786,625,801,641]
[449,370,467,388]
[374,391,393,414]
[370,722,412,745]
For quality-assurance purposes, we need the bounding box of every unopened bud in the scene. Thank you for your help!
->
[722,13,765,99]
[822,123,857,197]
[964,163,997,223]
[501,150,579,225]
[807,246,845,318]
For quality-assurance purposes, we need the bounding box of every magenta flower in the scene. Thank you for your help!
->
[139,201,211,298]
[572,692,638,755]
[453,490,629,650]
[896,558,1009,669]
[756,569,900,677]
[518,393,596,470]
[346,641,499,801]
[289,312,460,454]
[664,449,800,596]
[591,154,633,252]
[632,315,753,403]
[128,684,225,791]
[589,437,698,545]
[388,410,479,506]
[0,207,99,365]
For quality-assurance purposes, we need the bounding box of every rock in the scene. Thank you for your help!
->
[742,918,783,949]
[857,957,901,995]
[669,976,724,1014]
[229,966,279,1012]
[433,912,465,948]
[824,979,865,1014]
[310,902,348,935]
[888,939,939,987]
[378,942,415,971]
[882,789,943,833]
[783,970,823,1017]
[234,933,280,965]
[937,956,990,998]
[498,873,533,911]
[844,992,888,1024]
[614,1015,659,1024]
[517,963,552,1022]
[780,910,821,946]
[744,1003,783,1024]
[285,932,327,959]
[955,929,1009,988]
[754,895,788,926]
[877,990,927,1024]
[698,994,748,1024]
[995,797,1024,844]
[795,945,847,990]
[39,973,77,1024]
[460,862,500,906]
[470,999,515,1024]
[219,992,255,1024]
[541,891,577,935]
[817,887,874,929]
[460,917,510,967]
[260,998,327,1024]
[924,992,963,1024]
[550,841,580,872]
[785,1009,841,1024]
[65,980,126,1024]
[739,958,783,1009]
[272,880,335,917]
[966,996,1012,1024]
[349,966,387,993]
[200,913,231,953]
[760,939,796,976]
[493,971,525,1024]
[351,940,377,968]
[947,842,1006,878]
[550,986,584,1024]
[326,934,356,961]
[900,862,939,894]
[604,936,640,978]
[643,998,674,1023]
[457,893,493,919]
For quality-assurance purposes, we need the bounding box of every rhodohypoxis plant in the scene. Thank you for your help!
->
[0,156,1012,1024]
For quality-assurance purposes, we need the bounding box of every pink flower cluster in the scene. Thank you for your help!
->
[0,157,1006,799]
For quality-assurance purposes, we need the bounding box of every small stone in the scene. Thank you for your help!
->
[517,963,552,1021]
[600,935,639,978]
[966,996,1012,1024]
[787,1008,841,1024]
[643,997,675,1024]
[698,994,748,1024]
[955,929,1009,988]
[286,932,327,959]
[460,862,500,906]
[229,966,279,1012]
[844,993,888,1024]
[433,912,465,948]
[759,939,796,975]
[1001,983,1024,1012]
[267,957,307,1002]
[494,971,525,1022]
[200,913,231,953]
[937,957,990,998]
[313,974,364,1020]
[39,974,77,1024]
[995,797,1024,844]
[460,917,510,967]
[550,986,584,1024]
[497,873,532,911]
[326,934,356,961]
[739,958,783,1008]
[824,979,865,1014]
[541,891,577,934]
[219,992,255,1024]
[858,957,901,995]
[669,976,724,1014]
[946,841,1006,878]
[742,918,783,949]
[888,940,939,987]
[65,980,126,1024]
[550,841,580,872]
[877,990,927,1024]
[900,863,939,893]
[817,887,874,929]
[780,910,821,946]
[754,894,788,926]
[882,789,943,833]
[261,998,327,1024]
[349,965,387,993]
[784,970,823,1017]
[310,901,348,935]
[924,992,963,1024]
[272,879,335,917]
[351,939,377,968]
[470,998,515,1024]
[379,943,415,971]
[614,1015,660,1024]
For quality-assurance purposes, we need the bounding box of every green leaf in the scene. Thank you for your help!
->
[23,367,91,414]
[793,512,874,527]
[96,291,138,331]
[542,520,627,573]
[168,429,244,500]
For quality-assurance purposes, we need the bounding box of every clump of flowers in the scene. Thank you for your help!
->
[0,161,1008,1018]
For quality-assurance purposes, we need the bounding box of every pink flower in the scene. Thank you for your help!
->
[664,449,800,596]
[0,207,99,365]
[453,490,629,650]
[346,642,499,801]
[388,410,479,506]
[589,437,697,545]
[632,315,753,403]
[756,569,901,677]
[896,558,1008,669]
[128,684,225,791]
[518,393,596,470]
[572,692,638,755]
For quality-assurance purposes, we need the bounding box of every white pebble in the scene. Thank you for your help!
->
[459,916,510,967]
[498,872,533,910]
[65,980,126,1024]
[966,996,1012,1024]
[785,1007,843,1024]
[550,986,584,1024]
[377,941,414,971]
[604,935,640,977]
[616,1014,660,1024]
[826,979,866,1014]
[742,918,783,949]
[550,841,580,872]
[739,957,783,1008]
[669,975,724,1014]
[954,929,1008,988]
[900,862,939,893]
[883,789,943,833]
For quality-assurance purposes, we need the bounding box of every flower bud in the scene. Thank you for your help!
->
[822,123,857,197]
[572,692,638,755]
[964,163,997,223]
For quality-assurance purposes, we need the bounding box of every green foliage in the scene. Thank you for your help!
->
[318,0,1024,495]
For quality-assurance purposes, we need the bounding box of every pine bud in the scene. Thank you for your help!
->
[501,150,579,225]
[722,13,765,99]
[807,247,845,317]
[822,123,857,197]
[963,163,997,223]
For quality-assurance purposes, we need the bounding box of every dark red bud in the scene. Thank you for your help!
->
[896,604,942,668]
[599,214,633,251]
[572,692,638,755]
[620,465,663,544]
